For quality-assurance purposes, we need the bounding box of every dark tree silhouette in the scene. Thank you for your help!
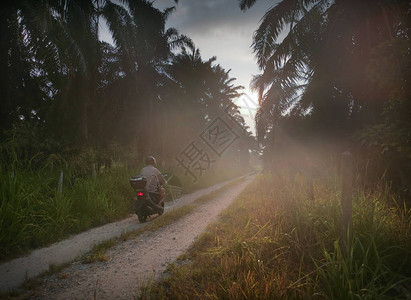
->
[241,0,411,196]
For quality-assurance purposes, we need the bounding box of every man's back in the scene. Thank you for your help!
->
[140,165,166,193]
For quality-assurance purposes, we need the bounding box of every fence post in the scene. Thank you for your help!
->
[58,170,64,193]
[341,151,353,248]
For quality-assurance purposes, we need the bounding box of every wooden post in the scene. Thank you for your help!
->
[341,152,353,248]
[306,157,314,201]
[58,170,64,193]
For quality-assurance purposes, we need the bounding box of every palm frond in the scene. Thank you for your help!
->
[100,1,136,73]
[238,0,258,11]
[162,6,176,20]
[252,0,327,69]
[166,29,193,51]
[268,1,325,70]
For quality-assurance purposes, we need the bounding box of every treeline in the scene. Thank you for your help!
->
[241,0,411,199]
[0,0,252,170]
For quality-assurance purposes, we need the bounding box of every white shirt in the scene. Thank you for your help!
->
[140,165,167,193]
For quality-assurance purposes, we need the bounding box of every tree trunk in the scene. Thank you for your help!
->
[80,98,89,143]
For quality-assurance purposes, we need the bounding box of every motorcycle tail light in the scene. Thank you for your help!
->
[137,192,144,196]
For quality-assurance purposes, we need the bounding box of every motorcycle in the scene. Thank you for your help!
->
[129,175,165,223]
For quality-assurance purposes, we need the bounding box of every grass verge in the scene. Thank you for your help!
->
[139,173,411,300]
[81,239,118,264]
[0,165,136,262]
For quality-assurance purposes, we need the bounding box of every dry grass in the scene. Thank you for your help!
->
[139,173,411,300]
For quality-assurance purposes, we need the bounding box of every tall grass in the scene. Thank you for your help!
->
[0,164,135,261]
[140,173,411,299]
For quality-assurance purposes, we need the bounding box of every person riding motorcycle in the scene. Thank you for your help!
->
[140,156,167,213]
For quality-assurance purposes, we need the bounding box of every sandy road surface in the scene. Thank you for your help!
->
[1,173,256,299]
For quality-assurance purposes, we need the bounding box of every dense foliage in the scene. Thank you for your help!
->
[240,0,411,199]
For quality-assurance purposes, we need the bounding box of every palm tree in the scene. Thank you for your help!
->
[241,0,409,151]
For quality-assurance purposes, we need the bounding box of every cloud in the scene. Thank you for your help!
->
[155,0,273,34]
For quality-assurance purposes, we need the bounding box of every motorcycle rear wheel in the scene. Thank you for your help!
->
[137,213,147,223]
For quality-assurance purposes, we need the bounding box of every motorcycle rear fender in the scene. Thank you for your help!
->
[135,195,156,215]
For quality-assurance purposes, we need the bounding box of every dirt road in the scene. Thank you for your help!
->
[1,173,256,299]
